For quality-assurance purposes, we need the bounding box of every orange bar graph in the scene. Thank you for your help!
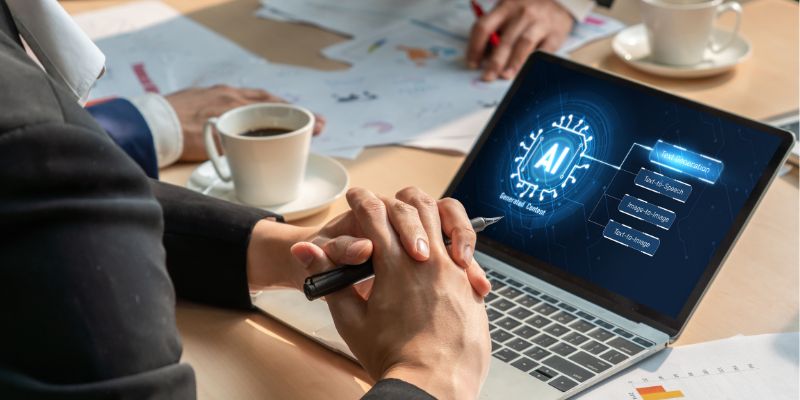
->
[636,385,685,400]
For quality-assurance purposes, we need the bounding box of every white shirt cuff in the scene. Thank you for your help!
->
[129,93,183,168]
[554,0,596,21]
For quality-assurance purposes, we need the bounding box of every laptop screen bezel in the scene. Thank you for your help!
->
[443,52,795,337]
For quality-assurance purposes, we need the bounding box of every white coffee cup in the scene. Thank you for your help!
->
[204,103,313,206]
[641,0,742,66]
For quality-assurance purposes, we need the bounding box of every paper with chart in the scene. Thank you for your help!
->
[74,1,623,158]
[259,0,624,57]
[576,333,799,400]
[76,2,509,157]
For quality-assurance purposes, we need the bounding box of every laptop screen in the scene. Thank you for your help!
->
[447,53,793,334]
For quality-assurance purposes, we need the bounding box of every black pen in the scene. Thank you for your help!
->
[303,216,503,301]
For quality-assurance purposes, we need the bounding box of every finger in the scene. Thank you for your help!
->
[241,88,286,102]
[501,26,547,79]
[437,197,476,270]
[345,188,394,251]
[482,15,528,81]
[291,241,337,275]
[313,113,326,136]
[353,278,374,300]
[466,259,492,298]
[293,243,367,332]
[318,235,374,266]
[290,242,369,322]
[327,284,367,336]
[540,33,563,53]
[381,195,430,262]
[208,98,248,117]
[395,187,444,253]
[466,3,512,69]
[318,211,362,239]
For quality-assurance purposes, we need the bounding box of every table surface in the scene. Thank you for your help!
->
[64,0,800,398]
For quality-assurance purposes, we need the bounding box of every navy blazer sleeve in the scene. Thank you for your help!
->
[86,98,160,179]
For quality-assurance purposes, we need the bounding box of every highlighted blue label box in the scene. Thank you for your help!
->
[618,194,676,230]
[603,219,661,257]
[635,168,692,203]
[649,140,724,184]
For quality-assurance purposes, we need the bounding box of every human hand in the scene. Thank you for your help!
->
[165,85,326,162]
[295,187,491,399]
[467,0,574,81]
[288,194,492,298]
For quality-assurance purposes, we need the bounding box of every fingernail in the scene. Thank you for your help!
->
[417,238,430,258]
[483,71,496,81]
[504,67,515,77]
[462,243,473,264]
[294,247,315,267]
[468,61,478,69]
[346,239,369,260]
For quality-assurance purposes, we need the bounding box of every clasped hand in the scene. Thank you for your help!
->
[248,187,492,399]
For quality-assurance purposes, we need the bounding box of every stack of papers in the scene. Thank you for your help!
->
[76,1,624,159]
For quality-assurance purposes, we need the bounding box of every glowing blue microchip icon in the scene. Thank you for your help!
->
[511,114,593,201]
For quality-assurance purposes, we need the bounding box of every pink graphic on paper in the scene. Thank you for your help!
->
[132,63,160,93]
[583,16,605,26]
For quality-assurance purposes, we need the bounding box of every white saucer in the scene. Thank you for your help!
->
[612,24,751,78]
[187,154,349,221]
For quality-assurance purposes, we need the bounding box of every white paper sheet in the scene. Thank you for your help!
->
[75,1,623,159]
[257,0,467,37]
[576,333,799,400]
[78,4,510,157]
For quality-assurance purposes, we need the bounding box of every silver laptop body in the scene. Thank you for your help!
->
[254,52,794,399]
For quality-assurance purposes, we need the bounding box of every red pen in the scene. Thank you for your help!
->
[470,0,500,47]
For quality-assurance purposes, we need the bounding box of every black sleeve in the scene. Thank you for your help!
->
[151,180,280,309]
[362,379,437,400]
[0,121,195,399]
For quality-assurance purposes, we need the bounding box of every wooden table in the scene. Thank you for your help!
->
[64,0,800,398]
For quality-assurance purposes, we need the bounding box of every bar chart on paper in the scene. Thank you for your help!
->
[621,363,776,399]
[576,333,799,400]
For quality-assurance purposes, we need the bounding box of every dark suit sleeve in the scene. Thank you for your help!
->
[151,180,280,309]
[0,120,195,399]
[362,379,437,399]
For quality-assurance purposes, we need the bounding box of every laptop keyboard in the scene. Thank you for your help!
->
[484,270,654,393]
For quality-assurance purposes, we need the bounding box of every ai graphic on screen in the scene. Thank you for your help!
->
[507,112,723,257]
[452,58,781,318]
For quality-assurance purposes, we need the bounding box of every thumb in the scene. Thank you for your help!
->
[291,241,337,276]
[290,242,367,327]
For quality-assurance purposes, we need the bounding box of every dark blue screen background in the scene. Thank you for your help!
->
[452,58,783,319]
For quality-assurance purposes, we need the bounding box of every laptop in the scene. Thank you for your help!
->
[763,110,799,166]
[253,52,794,399]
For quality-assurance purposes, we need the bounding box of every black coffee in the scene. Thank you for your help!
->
[241,127,292,137]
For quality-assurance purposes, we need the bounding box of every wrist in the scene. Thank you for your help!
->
[382,363,481,400]
[247,219,317,290]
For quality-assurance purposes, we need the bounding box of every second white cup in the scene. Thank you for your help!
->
[204,103,313,206]
[641,0,742,66]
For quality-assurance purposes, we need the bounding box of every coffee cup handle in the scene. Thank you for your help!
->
[710,1,742,53]
[203,117,232,182]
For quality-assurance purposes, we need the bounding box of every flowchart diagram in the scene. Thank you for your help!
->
[509,114,725,257]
